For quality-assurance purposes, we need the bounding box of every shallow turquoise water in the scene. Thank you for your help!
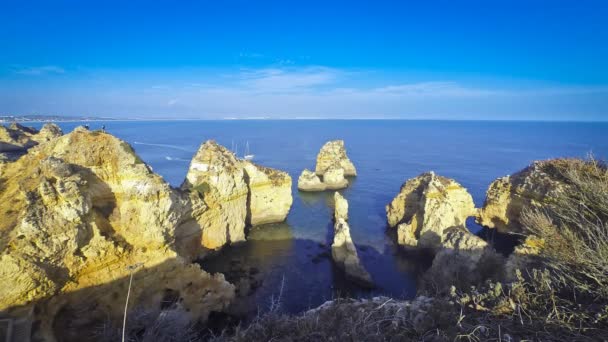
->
[35,120,608,316]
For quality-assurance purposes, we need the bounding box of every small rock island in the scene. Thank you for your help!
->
[298,140,356,191]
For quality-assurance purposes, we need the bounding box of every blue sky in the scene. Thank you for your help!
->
[1,0,607,120]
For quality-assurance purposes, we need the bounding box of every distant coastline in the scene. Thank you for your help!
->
[2,115,606,123]
[0,115,118,123]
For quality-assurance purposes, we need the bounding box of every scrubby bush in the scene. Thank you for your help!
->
[522,157,608,301]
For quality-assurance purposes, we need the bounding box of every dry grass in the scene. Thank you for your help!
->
[522,156,608,301]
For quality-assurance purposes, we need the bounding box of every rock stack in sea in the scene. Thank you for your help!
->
[297,140,356,191]
[385,172,507,290]
[331,192,373,287]
[242,160,293,226]
[181,140,294,251]
[386,171,477,250]
[182,140,250,250]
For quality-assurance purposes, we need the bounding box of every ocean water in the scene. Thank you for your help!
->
[35,120,608,316]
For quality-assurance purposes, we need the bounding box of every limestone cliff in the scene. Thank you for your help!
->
[242,160,293,226]
[331,192,373,287]
[0,129,234,341]
[315,140,357,176]
[386,172,476,250]
[477,160,569,233]
[182,140,248,250]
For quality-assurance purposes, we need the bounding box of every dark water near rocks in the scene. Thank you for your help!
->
[34,120,608,317]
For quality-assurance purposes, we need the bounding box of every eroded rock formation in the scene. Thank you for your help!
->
[182,140,249,250]
[323,165,349,190]
[297,140,356,192]
[297,169,327,191]
[0,123,63,153]
[181,141,293,251]
[331,192,373,287]
[386,172,476,250]
[242,160,293,226]
[315,140,357,176]
[0,129,235,341]
[477,160,569,234]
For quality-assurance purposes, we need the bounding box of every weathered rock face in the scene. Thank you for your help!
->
[331,192,373,287]
[0,123,63,153]
[386,172,476,250]
[477,160,568,234]
[0,129,235,341]
[297,169,327,191]
[182,141,293,249]
[32,123,63,143]
[182,140,248,250]
[505,236,544,280]
[315,140,357,176]
[323,166,349,190]
[421,226,505,293]
[0,124,38,152]
[242,161,293,226]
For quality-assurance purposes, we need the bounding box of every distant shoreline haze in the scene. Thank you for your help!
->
[2,115,608,123]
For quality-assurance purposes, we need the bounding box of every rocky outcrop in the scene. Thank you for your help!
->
[242,161,293,226]
[182,140,249,250]
[421,226,505,293]
[0,129,235,341]
[297,166,348,192]
[297,140,356,192]
[323,166,349,190]
[477,160,569,234]
[504,236,544,280]
[0,123,63,153]
[32,123,63,143]
[331,192,373,287]
[315,140,357,176]
[297,169,327,191]
[386,172,476,250]
[182,141,293,250]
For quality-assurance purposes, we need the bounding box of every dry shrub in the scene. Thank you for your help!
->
[94,308,198,342]
[522,157,608,301]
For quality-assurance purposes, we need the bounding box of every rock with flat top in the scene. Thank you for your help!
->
[242,160,293,226]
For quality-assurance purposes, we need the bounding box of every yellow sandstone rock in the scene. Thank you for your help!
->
[331,192,373,287]
[242,160,293,226]
[182,140,248,250]
[315,140,357,176]
[477,160,569,233]
[0,129,235,341]
[386,172,476,250]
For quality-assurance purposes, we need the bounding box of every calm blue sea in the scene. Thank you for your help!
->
[33,120,608,316]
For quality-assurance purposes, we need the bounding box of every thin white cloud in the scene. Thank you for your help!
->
[3,66,607,120]
[13,65,65,76]
[235,67,339,93]
[372,81,503,97]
